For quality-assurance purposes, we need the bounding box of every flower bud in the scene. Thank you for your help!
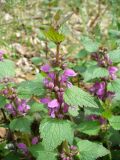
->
[3,89,8,95]
[54,86,59,92]
[70,145,77,150]
[32,137,39,145]
[60,88,64,92]
[48,82,54,89]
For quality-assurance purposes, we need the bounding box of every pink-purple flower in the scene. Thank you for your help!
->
[48,99,60,118]
[40,63,77,118]
[108,66,118,80]
[48,99,59,108]
[40,97,51,104]
[90,81,115,101]
[40,64,51,72]
[32,137,39,145]
[5,103,16,115]
[17,143,28,155]
[87,114,107,125]
[17,100,30,114]
[63,69,77,77]
[60,69,77,84]
[90,82,106,99]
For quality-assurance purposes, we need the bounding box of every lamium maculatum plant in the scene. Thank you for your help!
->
[0,16,120,160]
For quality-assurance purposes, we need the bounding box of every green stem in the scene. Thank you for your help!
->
[104,131,112,160]
[24,133,31,147]
[106,138,112,160]
[63,140,70,155]
[56,43,60,66]
[45,41,48,59]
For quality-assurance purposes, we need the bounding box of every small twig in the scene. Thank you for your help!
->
[1,108,8,123]
[88,4,108,32]
[88,0,101,29]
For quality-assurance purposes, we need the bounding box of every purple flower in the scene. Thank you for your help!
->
[32,137,39,145]
[48,72,55,80]
[17,100,30,114]
[70,145,77,150]
[5,103,16,115]
[96,82,106,96]
[40,97,51,104]
[43,78,49,86]
[60,69,76,85]
[99,117,107,124]
[63,104,69,113]
[60,74,68,83]
[2,89,8,95]
[87,115,107,125]
[87,115,97,121]
[48,99,60,118]
[48,99,59,108]
[40,64,51,72]
[63,69,77,77]
[108,66,118,80]
[17,143,28,154]
[106,91,115,100]
[90,82,106,99]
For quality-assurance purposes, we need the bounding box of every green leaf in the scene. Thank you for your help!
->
[31,57,42,65]
[63,86,98,108]
[4,152,20,160]
[77,139,110,160]
[0,60,15,79]
[83,66,109,82]
[109,49,120,63]
[108,29,120,38]
[77,121,100,136]
[68,106,79,116]
[109,115,120,130]
[10,116,32,133]
[29,143,57,160]
[17,75,45,99]
[29,102,47,113]
[37,150,57,160]
[0,96,7,109]
[43,27,65,43]
[84,107,103,116]
[58,12,73,26]
[75,49,88,59]
[81,36,99,52]
[107,79,120,94]
[39,119,74,150]
[111,150,120,160]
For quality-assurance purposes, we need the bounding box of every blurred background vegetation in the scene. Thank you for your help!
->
[0,0,120,80]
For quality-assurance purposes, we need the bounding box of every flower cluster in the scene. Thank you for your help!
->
[17,137,39,155]
[89,81,114,101]
[91,47,118,80]
[5,98,30,116]
[0,86,30,116]
[90,47,118,101]
[40,64,77,118]
[87,114,107,125]
[60,145,78,160]
[17,143,28,155]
